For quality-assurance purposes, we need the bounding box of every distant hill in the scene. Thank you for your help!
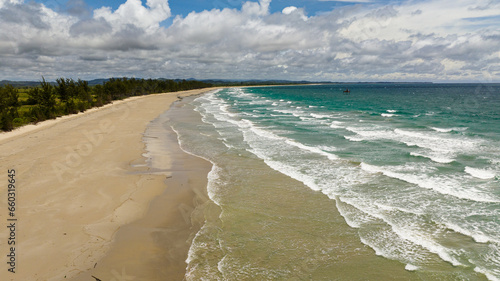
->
[0,78,330,88]
[1,78,441,88]
[0,80,45,87]
[87,79,110,86]
[197,79,331,86]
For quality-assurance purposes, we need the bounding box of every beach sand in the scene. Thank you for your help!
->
[0,89,214,281]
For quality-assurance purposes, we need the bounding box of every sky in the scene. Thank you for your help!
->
[0,0,499,82]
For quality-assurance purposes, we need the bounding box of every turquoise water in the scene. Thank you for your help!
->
[167,84,500,280]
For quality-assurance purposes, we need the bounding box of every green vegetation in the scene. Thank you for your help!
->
[0,84,20,131]
[0,77,212,132]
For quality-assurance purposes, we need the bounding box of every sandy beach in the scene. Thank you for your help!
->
[0,89,214,281]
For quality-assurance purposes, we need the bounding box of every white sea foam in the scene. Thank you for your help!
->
[381,113,396,117]
[360,163,498,203]
[430,127,455,133]
[340,195,468,268]
[394,128,480,161]
[335,198,376,228]
[360,163,382,173]
[299,116,316,122]
[346,126,393,140]
[246,122,284,140]
[219,105,239,118]
[474,267,500,281]
[316,145,337,152]
[185,227,205,264]
[352,200,467,268]
[410,152,455,164]
[250,155,322,192]
[311,113,331,119]
[391,225,464,267]
[171,125,222,203]
[330,121,344,129]
[387,110,398,113]
[405,264,419,271]
[344,135,363,142]
[436,127,468,133]
[465,167,496,179]
[356,225,430,268]
[441,221,495,244]
[273,109,297,115]
[285,139,338,161]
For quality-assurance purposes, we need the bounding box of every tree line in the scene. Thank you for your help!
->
[0,77,212,132]
[0,84,19,131]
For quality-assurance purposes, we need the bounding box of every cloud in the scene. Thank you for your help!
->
[94,0,171,32]
[411,9,422,15]
[282,6,297,15]
[70,18,112,37]
[0,1,50,29]
[64,0,91,18]
[79,55,108,61]
[282,6,308,21]
[0,0,22,9]
[0,0,499,82]
[242,0,271,16]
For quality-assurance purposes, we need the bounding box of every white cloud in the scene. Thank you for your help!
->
[282,6,297,15]
[282,6,308,21]
[94,0,171,32]
[0,0,499,82]
[336,0,500,43]
[0,0,21,9]
[242,0,271,16]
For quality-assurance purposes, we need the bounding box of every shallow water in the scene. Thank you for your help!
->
[166,84,499,280]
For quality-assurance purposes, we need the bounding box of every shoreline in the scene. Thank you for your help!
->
[72,95,214,280]
[0,88,216,280]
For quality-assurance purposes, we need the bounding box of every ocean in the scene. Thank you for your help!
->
[164,84,500,280]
